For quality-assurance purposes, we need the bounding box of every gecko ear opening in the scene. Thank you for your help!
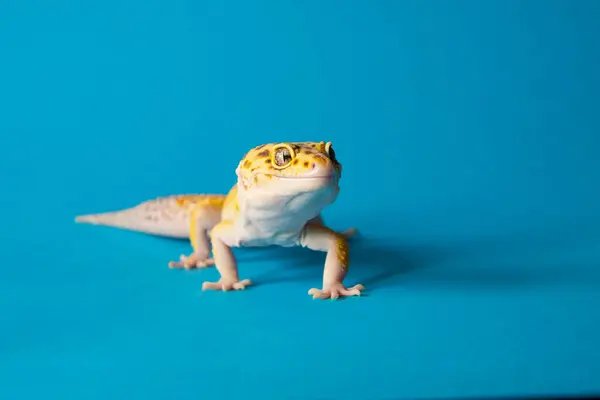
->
[271,143,296,169]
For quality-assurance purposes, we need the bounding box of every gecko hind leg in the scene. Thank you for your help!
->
[168,203,222,270]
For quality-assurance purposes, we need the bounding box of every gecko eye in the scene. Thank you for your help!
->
[272,144,295,169]
[325,142,336,161]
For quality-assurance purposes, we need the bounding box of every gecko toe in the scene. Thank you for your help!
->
[169,254,214,269]
[202,278,252,292]
[308,283,364,300]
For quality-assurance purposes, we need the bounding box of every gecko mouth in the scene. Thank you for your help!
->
[241,168,339,189]
[269,174,337,188]
[271,175,335,182]
[251,173,338,194]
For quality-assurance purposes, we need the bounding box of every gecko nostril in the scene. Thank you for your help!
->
[311,163,316,169]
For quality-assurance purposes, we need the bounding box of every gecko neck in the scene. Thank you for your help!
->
[234,181,338,245]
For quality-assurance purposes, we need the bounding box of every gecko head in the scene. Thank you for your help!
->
[235,141,343,209]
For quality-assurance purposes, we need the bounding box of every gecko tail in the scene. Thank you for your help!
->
[74,209,162,235]
[74,210,128,226]
[74,203,190,238]
[74,194,226,238]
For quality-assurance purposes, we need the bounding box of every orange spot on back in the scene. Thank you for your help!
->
[176,195,225,208]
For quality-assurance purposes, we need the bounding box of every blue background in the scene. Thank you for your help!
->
[1,0,599,398]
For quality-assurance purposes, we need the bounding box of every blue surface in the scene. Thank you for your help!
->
[1,0,600,398]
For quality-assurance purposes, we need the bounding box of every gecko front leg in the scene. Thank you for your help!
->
[201,220,251,291]
[169,203,222,270]
[300,224,364,299]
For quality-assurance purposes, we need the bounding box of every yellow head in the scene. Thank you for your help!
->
[235,141,342,216]
[237,141,341,191]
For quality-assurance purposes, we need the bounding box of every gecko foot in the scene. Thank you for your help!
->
[168,253,214,270]
[308,283,364,300]
[202,278,252,292]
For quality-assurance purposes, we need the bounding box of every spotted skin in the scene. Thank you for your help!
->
[334,233,350,271]
[75,141,363,299]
